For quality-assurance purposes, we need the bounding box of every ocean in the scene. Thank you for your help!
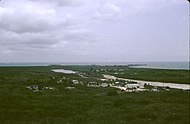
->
[129,62,189,70]
[0,62,189,70]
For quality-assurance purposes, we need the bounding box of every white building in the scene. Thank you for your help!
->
[87,82,99,87]
[100,83,109,87]
[100,79,109,81]
[72,80,79,84]
[125,84,140,89]
[115,82,120,84]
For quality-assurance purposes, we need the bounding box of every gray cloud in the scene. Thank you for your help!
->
[30,0,83,7]
[0,0,87,51]
[0,0,188,62]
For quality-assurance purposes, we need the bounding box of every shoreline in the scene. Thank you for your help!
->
[0,62,189,70]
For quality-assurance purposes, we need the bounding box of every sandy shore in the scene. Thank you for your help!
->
[103,74,190,90]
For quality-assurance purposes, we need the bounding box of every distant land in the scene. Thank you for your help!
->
[0,62,189,70]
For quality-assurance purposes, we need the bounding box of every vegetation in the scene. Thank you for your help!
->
[0,66,189,123]
[55,65,189,84]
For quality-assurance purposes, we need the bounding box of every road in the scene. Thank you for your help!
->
[103,74,190,90]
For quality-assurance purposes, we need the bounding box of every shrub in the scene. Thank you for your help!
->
[107,91,118,96]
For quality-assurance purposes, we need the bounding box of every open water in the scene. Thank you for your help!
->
[0,62,189,70]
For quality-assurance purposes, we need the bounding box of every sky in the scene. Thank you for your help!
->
[0,0,189,62]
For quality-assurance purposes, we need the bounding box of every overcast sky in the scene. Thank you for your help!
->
[0,0,189,62]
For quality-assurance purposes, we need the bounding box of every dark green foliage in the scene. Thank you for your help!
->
[107,90,118,96]
[0,66,189,124]
[113,68,189,84]
[50,65,189,84]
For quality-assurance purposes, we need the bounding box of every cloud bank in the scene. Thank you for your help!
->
[0,0,188,62]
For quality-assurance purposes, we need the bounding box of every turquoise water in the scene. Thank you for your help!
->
[130,62,189,70]
[0,62,189,70]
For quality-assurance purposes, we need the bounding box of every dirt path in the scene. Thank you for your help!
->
[103,74,190,90]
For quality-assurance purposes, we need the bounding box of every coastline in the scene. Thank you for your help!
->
[129,62,189,70]
[0,62,189,70]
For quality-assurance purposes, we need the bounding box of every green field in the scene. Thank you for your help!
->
[0,66,189,124]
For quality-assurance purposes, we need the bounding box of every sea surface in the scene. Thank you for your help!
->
[0,62,53,67]
[0,62,189,70]
[130,62,189,70]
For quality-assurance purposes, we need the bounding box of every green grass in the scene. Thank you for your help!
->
[0,66,189,124]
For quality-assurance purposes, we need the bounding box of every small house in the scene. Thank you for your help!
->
[87,82,99,87]
[125,84,140,89]
[72,80,79,84]
[100,83,109,87]
[100,79,109,81]
[115,82,120,84]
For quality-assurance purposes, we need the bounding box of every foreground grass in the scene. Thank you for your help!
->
[0,66,189,124]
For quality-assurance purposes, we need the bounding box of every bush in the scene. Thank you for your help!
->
[113,99,126,107]
[107,91,118,96]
